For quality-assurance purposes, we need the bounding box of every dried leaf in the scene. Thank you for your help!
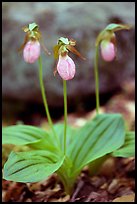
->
[112,194,135,202]
[49,195,70,202]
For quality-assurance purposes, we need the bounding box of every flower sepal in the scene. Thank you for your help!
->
[53,37,86,60]
[20,22,50,63]
[96,23,131,46]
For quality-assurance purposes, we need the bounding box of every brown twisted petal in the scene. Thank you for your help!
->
[69,39,76,46]
[66,45,86,60]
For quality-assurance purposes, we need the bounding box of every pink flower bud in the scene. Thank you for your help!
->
[57,55,76,80]
[100,40,115,62]
[23,41,40,63]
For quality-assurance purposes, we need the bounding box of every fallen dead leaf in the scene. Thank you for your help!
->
[49,194,70,202]
[108,179,119,194]
[112,194,135,202]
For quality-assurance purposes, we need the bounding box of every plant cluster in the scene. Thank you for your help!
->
[2,22,134,195]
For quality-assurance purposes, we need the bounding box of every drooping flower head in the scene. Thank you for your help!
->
[100,34,116,62]
[57,54,76,80]
[23,40,41,63]
[19,22,50,63]
[96,23,131,62]
[54,37,85,80]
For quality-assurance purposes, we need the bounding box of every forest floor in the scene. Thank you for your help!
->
[2,157,135,202]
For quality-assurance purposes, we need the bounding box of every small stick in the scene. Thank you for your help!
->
[70,180,84,202]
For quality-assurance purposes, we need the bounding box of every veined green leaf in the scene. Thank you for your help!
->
[112,131,135,157]
[2,125,57,150]
[3,150,64,183]
[68,114,125,174]
[52,123,77,153]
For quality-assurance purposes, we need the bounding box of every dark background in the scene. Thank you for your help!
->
[2,2,135,124]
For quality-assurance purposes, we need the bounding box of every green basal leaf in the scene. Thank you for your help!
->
[2,125,58,150]
[3,150,64,183]
[29,138,58,151]
[68,113,125,174]
[52,123,77,152]
[28,22,38,31]
[112,131,135,157]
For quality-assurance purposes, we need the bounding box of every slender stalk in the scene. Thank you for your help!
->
[63,80,67,155]
[94,45,100,114]
[38,56,57,139]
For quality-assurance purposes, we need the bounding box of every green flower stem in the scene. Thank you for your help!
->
[94,44,100,114]
[38,56,57,140]
[63,80,67,155]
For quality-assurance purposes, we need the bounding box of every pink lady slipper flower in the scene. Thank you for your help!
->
[19,22,50,63]
[23,40,40,63]
[54,37,85,80]
[100,40,116,62]
[97,24,131,62]
[57,54,76,80]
